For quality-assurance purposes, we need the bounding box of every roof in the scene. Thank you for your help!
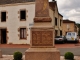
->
[49,1,63,17]
[0,0,35,5]
[49,1,56,11]
[63,20,75,23]
[58,13,63,17]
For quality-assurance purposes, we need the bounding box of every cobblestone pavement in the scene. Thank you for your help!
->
[0,55,25,60]
[0,55,80,60]
[0,44,30,48]
[0,44,80,60]
[0,43,80,48]
[55,43,80,48]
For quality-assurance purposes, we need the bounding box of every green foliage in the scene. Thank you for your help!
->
[76,23,80,36]
[76,23,80,28]
[13,51,22,60]
[78,28,80,36]
[64,52,74,60]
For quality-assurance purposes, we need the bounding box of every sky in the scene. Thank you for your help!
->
[49,0,80,24]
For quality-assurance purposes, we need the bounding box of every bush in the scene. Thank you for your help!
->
[64,52,74,60]
[13,51,22,60]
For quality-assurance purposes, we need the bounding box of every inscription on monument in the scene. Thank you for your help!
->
[32,31,53,46]
[35,0,49,17]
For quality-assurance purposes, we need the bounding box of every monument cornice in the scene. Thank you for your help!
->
[34,17,52,22]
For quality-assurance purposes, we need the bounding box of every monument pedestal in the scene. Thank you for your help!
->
[0,50,2,58]
[25,28,60,60]
[25,48,60,60]
[25,0,60,60]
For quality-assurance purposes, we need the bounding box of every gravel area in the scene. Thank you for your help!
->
[0,55,80,60]
[0,55,25,60]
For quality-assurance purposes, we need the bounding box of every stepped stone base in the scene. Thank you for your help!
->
[25,48,60,60]
[0,50,2,58]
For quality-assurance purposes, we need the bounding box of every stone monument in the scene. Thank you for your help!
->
[25,0,60,60]
[0,50,2,58]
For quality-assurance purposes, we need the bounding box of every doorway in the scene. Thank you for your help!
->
[1,29,7,44]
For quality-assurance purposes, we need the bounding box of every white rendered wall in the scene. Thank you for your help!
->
[0,2,35,44]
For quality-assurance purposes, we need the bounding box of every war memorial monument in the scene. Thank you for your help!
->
[25,0,60,60]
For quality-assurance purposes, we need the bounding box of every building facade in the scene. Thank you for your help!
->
[0,0,63,44]
[63,20,77,36]
[49,1,63,37]
[0,0,35,44]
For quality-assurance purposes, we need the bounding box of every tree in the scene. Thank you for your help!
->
[76,23,80,36]
[76,23,80,28]
[78,28,80,36]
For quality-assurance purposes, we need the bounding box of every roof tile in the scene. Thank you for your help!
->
[0,0,35,5]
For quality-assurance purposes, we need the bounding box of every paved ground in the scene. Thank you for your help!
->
[0,55,80,60]
[0,44,30,48]
[59,47,80,56]
[0,43,80,60]
[0,43,80,48]
[1,47,80,55]
[55,43,80,48]
[1,43,80,55]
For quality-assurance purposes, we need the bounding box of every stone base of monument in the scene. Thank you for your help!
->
[0,50,2,58]
[25,48,60,60]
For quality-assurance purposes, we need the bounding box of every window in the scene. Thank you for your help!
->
[55,17,57,26]
[68,33,71,36]
[1,12,6,22]
[60,30,62,36]
[60,20,62,26]
[20,10,26,20]
[55,30,58,36]
[20,28,26,39]
[72,33,75,36]
[67,24,70,30]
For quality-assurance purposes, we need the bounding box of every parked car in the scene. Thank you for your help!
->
[66,32,79,43]
[55,36,66,43]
